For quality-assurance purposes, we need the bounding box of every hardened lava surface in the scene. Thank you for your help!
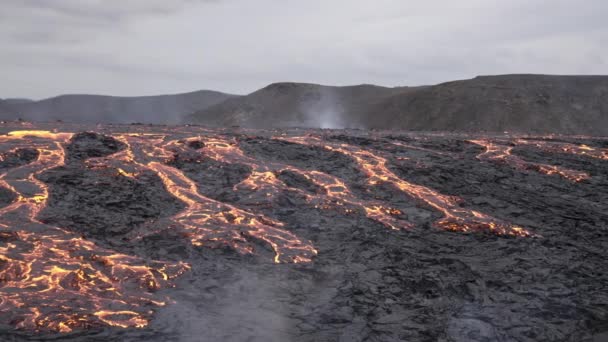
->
[0,123,607,342]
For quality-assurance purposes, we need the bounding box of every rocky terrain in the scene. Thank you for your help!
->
[0,100,16,118]
[364,75,608,135]
[1,99,34,106]
[186,83,413,128]
[0,90,237,124]
[0,123,607,341]
[4,75,608,135]
[188,75,608,135]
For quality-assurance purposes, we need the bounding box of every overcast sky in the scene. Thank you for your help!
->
[1,0,606,99]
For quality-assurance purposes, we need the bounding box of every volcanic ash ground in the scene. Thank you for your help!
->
[0,123,607,342]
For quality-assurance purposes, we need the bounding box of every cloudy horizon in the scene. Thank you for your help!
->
[1,0,606,100]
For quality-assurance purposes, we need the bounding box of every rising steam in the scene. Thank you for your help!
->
[300,87,345,129]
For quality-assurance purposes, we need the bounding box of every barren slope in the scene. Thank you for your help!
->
[187,83,413,128]
[0,100,16,118]
[368,74,608,134]
[188,75,608,134]
[2,90,238,124]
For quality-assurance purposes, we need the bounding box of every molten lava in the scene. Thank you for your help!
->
[199,137,412,231]
[98,134,318,264]
[515,138,608,160]
[281,136,532,236]
[470,139,591,182]
[1,128,551,334]
[0,131,188,333]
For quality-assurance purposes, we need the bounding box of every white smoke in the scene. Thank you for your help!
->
[301,87,345,129]
[152,267,294,342]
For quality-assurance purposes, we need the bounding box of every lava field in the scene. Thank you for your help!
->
[0,123,607,342]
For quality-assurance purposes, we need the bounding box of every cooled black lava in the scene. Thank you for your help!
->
[1,123,607,342]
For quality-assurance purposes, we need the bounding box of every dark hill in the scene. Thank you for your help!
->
[2,90,238,124]
[0,100,17,118]
[187,83,413,128]
[2,98,34,105]
[366,74,608,135]
[188,75,608,135]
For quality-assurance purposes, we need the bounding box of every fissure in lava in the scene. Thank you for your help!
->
[1,129,601,333]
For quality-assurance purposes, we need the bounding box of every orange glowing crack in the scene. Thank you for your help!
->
[0,129,547,333]
[390,140,454,157]
[281,136,532,237]
[0,131,189,332]
[147,161,317,264]
[100,134,318,264]
[201,137,412,231]
[469,139,590,182]
[94,310,148,329]
[514,139,608,160]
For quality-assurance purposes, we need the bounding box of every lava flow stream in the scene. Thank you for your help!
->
[282,136,532,237]
[91,134,317,264]
[469,139,590,182]
[0,129,541,334]
[199,137,412,230]
[514,139,608,160]
[0,131,189,333]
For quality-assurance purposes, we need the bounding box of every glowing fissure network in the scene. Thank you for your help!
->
[514,138,608,160]
[101,134,318,264]
[0,130,549,334]
[0,131,189,333]
[280,136,532,236]
[469,139,591,182]
[198,136,413,231]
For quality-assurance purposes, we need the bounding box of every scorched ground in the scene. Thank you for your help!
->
[0,123,607,342]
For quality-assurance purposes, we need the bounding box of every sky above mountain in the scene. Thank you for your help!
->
[1,0,606,99]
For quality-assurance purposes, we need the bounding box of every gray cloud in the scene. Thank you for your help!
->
[3,0,205,21]
[0,0,212,44]
[0,0,606,99]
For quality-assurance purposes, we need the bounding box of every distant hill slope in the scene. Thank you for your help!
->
[366,74,608,135]
[2,90,238,124]
[0,100,16,118]
[187,75,608,135]
[187,83,414,128]
[2,98,34,105]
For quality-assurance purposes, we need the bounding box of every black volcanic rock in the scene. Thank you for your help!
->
[277,169,324,194]
[0,148,39,170]
[2,122,608,342]
[1,90,238,124]
[167,146,252,201]
[185,139,205,150]
[0,148,38,208]
[37,167,185,240]
[38,132,184,242]
[238,137,362,178]
[0,187,15,208]
[66,132,127,162]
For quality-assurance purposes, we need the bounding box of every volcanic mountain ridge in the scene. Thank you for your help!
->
[188,74,608,135]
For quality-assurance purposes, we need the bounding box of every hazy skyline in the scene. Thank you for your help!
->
[1,0,606,99]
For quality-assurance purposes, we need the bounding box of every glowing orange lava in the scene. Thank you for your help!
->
[281,136,532,237]
[469,139,590,182]
[1,129,551,333]
[0,131,189,332]
[515,139,608,160]
[200,137,412,231]
[100,134,318,264]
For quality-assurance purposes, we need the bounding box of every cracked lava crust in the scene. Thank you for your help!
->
[0,123,607,342]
